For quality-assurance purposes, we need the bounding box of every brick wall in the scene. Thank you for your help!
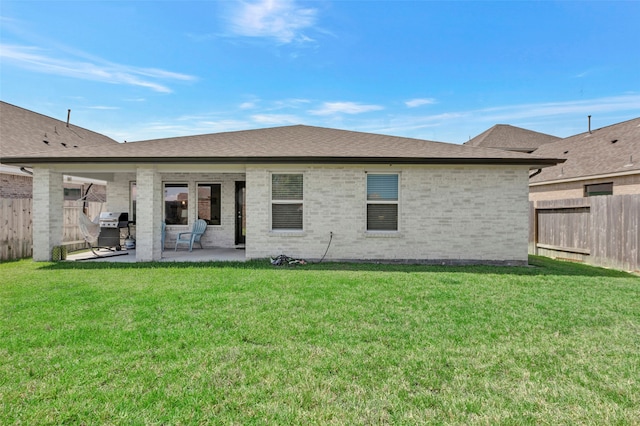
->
[1,173,33,198]
[0,171,107,200]
[107,171,245,257]
[529,173,640,201]
[32,168,63,261]
[246,164,530,265]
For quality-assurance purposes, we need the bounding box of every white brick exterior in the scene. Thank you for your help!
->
[135,166,163,261]
[31,164,531,265]
[246,164,531,264]
[105,171,245,261]
[32,167,63,261]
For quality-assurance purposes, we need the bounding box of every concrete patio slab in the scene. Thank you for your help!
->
[67,247,248,263]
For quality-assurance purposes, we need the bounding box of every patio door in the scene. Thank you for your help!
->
[235,181,246,245]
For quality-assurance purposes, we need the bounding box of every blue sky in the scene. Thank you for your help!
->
[1,0,639,144]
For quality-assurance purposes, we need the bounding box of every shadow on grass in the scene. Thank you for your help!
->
[37,256,637,278]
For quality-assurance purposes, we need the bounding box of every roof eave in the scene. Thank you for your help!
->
[530,168,640,186]
[1,156,564,168]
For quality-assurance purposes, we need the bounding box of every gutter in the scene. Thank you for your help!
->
[530,168,640,186]
[1,156,564,168]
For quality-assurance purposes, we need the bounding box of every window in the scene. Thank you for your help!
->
[130,182,137,223]
[271,173,303,230]
[584,182,613,197]
[164,183,189,225]
[197,183,221,225]
[63,187,82,200]
[367,173,398,231]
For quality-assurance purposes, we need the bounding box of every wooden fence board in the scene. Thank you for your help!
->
[536,207,590,252]
[530,194,640,272]
[0,198,33,260]
[0,198,102,261]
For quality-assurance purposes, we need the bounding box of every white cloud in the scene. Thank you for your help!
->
[239,101,257,109]
[271,98,311,109]
[0,43,196,93]
[251,114,301,125]
[309,101,384,116]
[226,0,318,44]
[88,106,119,110]
[475,95,640,123]
[405,98,437,108]
[366,94,640,142]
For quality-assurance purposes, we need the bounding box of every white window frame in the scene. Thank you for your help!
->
[196,182,222,226]
[366,172,400,232]
[270,172,304,232]
[163,182,189,226]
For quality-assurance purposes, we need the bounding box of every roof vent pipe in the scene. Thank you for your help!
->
[588,115,592,134]
[66,109,71,128]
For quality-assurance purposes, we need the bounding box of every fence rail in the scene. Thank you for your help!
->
[530,194,640,272]
[1,198,102,261]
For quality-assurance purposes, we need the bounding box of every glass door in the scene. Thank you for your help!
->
[235,181,246,245]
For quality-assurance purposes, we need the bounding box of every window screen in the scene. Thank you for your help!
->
[367,174,398,231]
[272,174,303,230]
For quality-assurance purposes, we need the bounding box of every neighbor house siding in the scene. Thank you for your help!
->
[529,174,640,202]
[246,164,530,264]
[1,173,33,198]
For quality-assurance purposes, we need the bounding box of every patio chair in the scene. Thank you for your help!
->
[175,219,207,252]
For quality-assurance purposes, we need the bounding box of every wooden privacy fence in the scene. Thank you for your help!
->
[0,198,102,261]
[0,198,33,261]
[529,194,640,272]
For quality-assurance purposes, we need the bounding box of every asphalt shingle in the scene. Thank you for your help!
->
[0,101,118,157]
[529,117,640,183]
[465,124,560,152]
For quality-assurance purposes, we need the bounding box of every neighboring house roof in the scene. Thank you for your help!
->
[465,124,561,152]
[0,101,119,158]
[2,123,561,168]
[529,117,640,185]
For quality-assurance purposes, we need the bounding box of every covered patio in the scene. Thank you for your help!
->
[66,247,248,263]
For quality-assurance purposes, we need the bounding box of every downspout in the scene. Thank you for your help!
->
[20,167,34,175]
[82,183,94,215]
[529,169,542,179]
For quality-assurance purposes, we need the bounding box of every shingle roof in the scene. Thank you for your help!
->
[529,117,640,184]
[0,101,118,158]
[465,124,560,152]
[1,123,561,167]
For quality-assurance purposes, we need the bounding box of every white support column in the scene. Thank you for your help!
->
[135,166,162,261]
[32,167,63,261]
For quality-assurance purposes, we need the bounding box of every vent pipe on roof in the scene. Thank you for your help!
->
[588,115,592,134]
[66,109,71,128]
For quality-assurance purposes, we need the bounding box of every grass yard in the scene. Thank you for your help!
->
[1,256,639,425]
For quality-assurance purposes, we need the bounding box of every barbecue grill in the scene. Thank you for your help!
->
[97,212,129,250]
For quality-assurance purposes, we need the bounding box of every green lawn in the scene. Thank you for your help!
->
[1,257,638,425]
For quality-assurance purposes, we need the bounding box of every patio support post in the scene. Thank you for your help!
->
[135,166,162,261]
[32,167,63,261]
